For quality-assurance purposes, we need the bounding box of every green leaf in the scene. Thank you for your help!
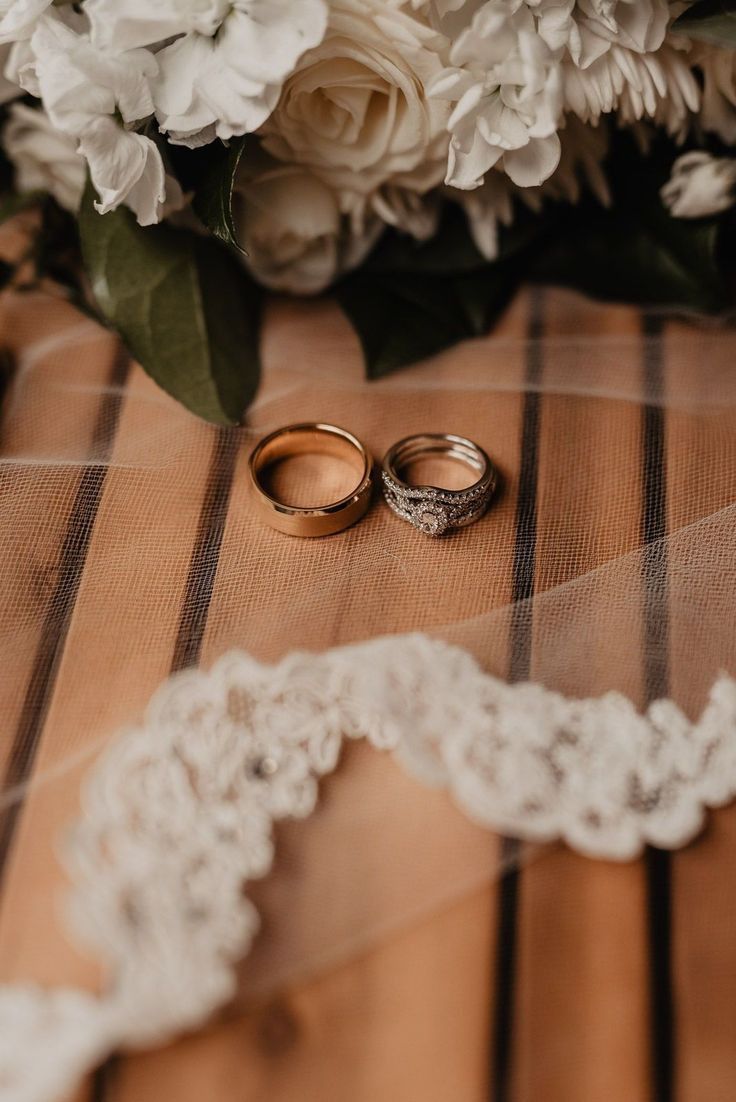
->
[530,138,729,314]
[336,264,519,379]
[530,202,727,312]
[364,203,542,277]
[452,266,520,335]
[336,198,537,377]
[672,0,736,46]
[337,272,471,378]
[79,182,261,424]
[192,136,246,249]
[364,206,488,276]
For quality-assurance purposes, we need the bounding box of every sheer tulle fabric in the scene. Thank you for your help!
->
[0,270,734,1096]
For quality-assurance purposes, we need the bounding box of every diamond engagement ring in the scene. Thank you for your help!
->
[381,433,497,537]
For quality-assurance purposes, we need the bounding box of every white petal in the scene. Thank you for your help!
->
[85,0,228,51]
[426,66,472,101]
[79,116,166,226]
[478,101,529,151]
[153,0,327,145]
[31,17,157,134]
[662,151,736,219]
[226,0,327,85]
[154,33,277,145]
[0,0,51,45]
[504,133,561,188]
[446,131,502,190]
[447,81,486,132]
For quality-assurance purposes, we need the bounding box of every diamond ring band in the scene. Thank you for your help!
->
[381,433,497,536]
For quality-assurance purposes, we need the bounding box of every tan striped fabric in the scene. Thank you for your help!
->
[0,279,734,1102]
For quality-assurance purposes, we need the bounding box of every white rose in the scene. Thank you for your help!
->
[260,0,450,228]
[233,160,381,295]
[3,102,85,211]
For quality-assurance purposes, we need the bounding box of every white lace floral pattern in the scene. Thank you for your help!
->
[2,633,736,1102]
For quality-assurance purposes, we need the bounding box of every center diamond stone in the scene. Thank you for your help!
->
[413,504,448,536]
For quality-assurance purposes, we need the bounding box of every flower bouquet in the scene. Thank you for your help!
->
[0,0,735,423]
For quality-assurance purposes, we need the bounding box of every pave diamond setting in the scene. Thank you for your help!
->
[381,471,494,537]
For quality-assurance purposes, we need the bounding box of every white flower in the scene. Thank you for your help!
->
[79,117,168,224]
[3,102,85,211]
[260,0,450,230]
[429,0,697,191]
[618,44,700,137]
[454,114,609,260]
[233,158,381,295]
[0,0,52,45]
[429,1,563,190]
[0,3,86,101]
[577,0,668,53]
[27,15,171,225]
[661,151,736,219]
[533,0,669,67]
[541,0,698,136]
[696,45,736,144]
[85,0,231,51]
[150,0,328,147]
[31,17,156,133]
[563,40,699,136]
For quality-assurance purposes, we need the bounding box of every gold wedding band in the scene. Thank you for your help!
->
[249,423,373,537]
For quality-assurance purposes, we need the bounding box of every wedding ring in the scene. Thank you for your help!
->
[249,423,373,537]
[382,433,496,536]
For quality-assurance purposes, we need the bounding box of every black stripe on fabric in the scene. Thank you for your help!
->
[509,292,543,681]
[171,426,238,672]
[491,289,544,1101]
[641,315,674,1102]
[93,426,239,1099]
[0,346,130,883]
[491,833,521,1102]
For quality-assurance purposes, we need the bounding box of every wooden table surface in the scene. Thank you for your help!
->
[0,275,735,1102]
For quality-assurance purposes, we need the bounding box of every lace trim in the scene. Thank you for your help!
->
[2,633,735,1102]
